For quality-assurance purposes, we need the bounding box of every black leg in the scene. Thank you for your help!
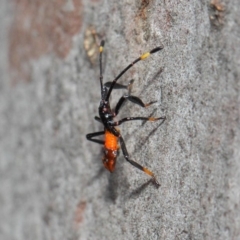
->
[94,116,102,123]
[86,131,105,145]
[104,79,134,90]
[114,95,157,116]
[119,135,160,186]
[105,46,163,101]
[104,82,127,89]
[111,116,166,126]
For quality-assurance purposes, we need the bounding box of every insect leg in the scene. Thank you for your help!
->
[94,116,102,123]
[86,131,105,145]
[111,116,166,126]
[119,135,160,186]
[114,95,157,116]
[104,79,134,90]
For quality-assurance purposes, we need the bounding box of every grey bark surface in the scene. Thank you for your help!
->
[0,0,240,240]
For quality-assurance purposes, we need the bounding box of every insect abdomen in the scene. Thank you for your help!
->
[104,130,119,150]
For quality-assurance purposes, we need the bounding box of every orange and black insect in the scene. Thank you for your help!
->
[86,40,165,186]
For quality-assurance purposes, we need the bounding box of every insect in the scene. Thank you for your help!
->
[86,40,165,186]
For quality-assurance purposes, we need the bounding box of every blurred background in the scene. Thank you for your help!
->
[0,0,240,239]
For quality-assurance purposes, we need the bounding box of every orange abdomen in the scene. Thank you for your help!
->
[104,130,119,150]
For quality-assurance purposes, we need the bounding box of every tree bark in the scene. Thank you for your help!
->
[0,0,239,239]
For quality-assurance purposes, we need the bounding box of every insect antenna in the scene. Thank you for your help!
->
[105,46,163,101]
[99,40,105,98]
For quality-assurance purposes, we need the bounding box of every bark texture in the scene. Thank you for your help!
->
[0,0,240,239]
